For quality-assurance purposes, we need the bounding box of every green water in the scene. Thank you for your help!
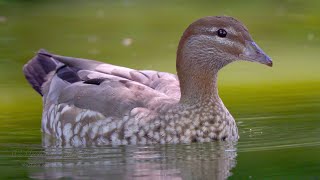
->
[0,1,320,179]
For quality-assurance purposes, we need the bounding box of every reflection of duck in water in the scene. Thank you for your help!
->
[29,142,237,180]
[23,16,272,146]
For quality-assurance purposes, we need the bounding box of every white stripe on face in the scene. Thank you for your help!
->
[205,26,244,50]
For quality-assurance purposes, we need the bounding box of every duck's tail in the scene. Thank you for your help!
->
[23,49,58,96]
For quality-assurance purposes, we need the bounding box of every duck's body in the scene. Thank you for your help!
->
[23,16,272,146]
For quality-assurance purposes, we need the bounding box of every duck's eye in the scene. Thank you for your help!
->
[217,29,227,38]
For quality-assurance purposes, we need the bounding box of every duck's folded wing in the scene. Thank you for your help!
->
[49,52,181,100]
[38,50,180,117]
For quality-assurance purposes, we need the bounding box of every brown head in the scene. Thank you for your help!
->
[176,16,272,103]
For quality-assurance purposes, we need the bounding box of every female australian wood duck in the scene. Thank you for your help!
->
[23,16,272,146]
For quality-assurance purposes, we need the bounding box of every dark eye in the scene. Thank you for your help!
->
[217,29,227,38]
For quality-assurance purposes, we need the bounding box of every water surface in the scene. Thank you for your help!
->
[1,85,319,179]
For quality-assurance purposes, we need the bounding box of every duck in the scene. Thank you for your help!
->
[23,16,272,146]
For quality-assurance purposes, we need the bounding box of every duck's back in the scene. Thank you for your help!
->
[23,50,180,146]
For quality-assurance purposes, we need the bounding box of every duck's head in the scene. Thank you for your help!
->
[177,16,272,74]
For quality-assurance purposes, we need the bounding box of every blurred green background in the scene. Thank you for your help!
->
[1,0,320,112]
[1,0,320,128]
[1,0,320,110]
[0,0,319,179]
[0,0,320,157]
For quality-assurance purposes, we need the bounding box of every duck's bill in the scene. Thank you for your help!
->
[239,40,273,67]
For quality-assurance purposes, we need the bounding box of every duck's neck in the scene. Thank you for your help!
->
[178,67,220,105]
